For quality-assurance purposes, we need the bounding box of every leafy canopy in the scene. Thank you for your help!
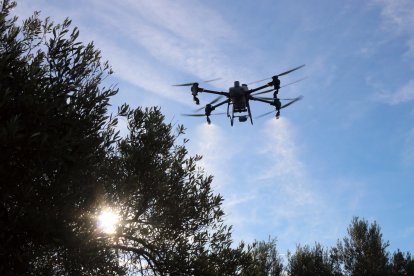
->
[0,1,250,274]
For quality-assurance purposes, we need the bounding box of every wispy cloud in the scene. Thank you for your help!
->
[367,1,414,106]
[15,0,249,106]
[373,0,414,34]
[376,79,414,104]
[372,0,414,56]
[86,0,246,88]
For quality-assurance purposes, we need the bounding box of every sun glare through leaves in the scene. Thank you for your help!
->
[97,208,119,234]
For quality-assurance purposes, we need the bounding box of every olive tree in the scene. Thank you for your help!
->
[0,1,250,274]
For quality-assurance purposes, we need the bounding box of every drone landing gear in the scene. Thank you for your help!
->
[246,101,253,125]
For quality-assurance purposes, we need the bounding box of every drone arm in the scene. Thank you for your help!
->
[211,99,230,109]
[251,88,275,96]
[249,82,272,93]
[199,88,229,97]
[249,96,275,106]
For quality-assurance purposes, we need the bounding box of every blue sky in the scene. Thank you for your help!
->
[15,0,414,255]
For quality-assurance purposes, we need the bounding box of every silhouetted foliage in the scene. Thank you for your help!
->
[287,243,342,276]
[103,106,251,274]
[390,250,414,276]
[0,1,121,274]
[283,220,413,276]
[242,238,284,276]
[335,217,390,276]
[0,1,250,274]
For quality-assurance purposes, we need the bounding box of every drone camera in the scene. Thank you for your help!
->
[239,116,248,122]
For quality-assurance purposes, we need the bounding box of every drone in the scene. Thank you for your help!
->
[173,64,305,126]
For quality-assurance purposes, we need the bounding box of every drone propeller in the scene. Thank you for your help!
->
[280,95,303,108]
[277,64,306,77]
[247,64,306,85]
[255,97,299,101]
[181,112,227,117]
[251,77,308,96]
[280,76,307,87]
[181,112,226,125]
[172,78,221,87]
[194,96,223,112]
[255,96,303,119]
[251,88,275,96]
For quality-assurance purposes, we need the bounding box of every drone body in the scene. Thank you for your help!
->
[229,81,248,112]
[174,65,305,126]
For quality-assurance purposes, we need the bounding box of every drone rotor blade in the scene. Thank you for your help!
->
[281,95,303,109]
[182,112,226,117]
[182,113,206,117]
[194,96,224,112]
[247,77,271,85]
[277,64,306,77]
[203,78,221,83]
[280,76,308,88]
[209,95,224,105]
[172,82,197,87]
[255,96,274,101]
[247,64,305,85]
[173,77,221,87]
[251,76,307,96]
[255,95,303,119]
[256,97,298,101]
[255,110,276,119]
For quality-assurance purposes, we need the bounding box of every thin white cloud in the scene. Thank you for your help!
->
[368,1,414,106]
[372,0,414,56]
[373,0,414,34]
[119,0,236,44]
[15,0,249,106]
[376,79,414,104]
[87,0,244,85]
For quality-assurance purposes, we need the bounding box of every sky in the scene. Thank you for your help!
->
[14,0,414,255]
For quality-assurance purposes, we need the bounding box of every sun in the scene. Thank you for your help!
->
[97,208,119,234]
